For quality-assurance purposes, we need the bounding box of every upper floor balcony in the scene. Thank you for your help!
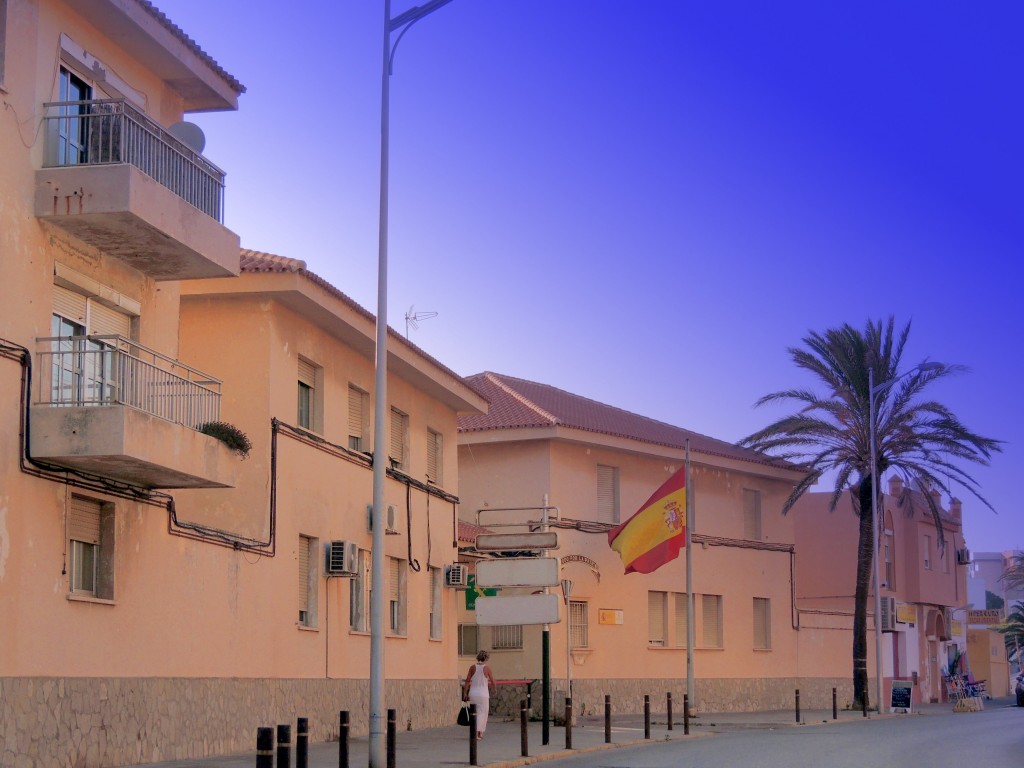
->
[29,334,239,489]
[34,99,240,281]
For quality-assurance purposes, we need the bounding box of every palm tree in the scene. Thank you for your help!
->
[996,602,1024,667]
[1001,553,1024,593]
[739,317,1001,708]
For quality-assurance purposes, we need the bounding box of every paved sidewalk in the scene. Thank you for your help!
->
[125,702,953,768]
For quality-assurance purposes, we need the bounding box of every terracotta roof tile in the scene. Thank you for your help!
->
[238,249,473,390]
[458,520,492,544]
[140,1,246,94]
[459,372,792,469]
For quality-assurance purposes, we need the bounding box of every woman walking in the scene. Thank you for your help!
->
[463,650,497,740]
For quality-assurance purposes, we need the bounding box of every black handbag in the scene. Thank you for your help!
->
[457,704,471,727]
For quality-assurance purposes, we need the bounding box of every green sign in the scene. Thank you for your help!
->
[465,575,497,610]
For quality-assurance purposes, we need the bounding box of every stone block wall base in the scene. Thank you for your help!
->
[0,677,459,768]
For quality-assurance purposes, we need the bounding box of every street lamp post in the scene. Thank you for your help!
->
[371,3,456,766]
[867,361,942,714]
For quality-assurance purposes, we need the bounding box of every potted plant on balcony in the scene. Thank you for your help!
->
[198,421,252,460]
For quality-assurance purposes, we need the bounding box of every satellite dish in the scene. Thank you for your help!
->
[168,121,206,153]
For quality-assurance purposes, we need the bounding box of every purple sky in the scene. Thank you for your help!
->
[158,1,1021,553]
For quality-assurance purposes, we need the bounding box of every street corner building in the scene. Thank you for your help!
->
[453,372,859,717]
[0,2,488,763]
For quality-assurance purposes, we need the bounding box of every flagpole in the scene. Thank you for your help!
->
[685,440,694,705]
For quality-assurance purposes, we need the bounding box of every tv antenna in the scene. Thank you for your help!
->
[404,306,438,338]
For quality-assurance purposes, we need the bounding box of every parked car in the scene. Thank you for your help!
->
[1016,673,1023,707]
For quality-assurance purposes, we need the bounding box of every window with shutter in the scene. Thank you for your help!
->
[458,624,479,657]
[753,597,771,650]
[648,591,666,646]
[298,535,317,627]
[348,385,366,451]
[569,601,588,648]
[429,567,442,640]
[426,429,442,484]
[388,557,406,634]
[350,549,369,632]
[297,357,321,432]
[597,465,620,523]
[674,593,689,647]
[492,624,523,649]
[702,594,723,648]
[68,495,113,599]
[390,408,407,470]
[743,489,761,541]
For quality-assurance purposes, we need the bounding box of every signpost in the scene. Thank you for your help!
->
[475,594,561,625]
[889,680,913,714]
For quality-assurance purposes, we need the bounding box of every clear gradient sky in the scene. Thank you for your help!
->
[157,1,1021,553]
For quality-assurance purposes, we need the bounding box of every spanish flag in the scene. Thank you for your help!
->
[608,467,686,574]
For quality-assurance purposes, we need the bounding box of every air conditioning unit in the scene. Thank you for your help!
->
[956,548,970,565]
[445,563,468,587]
[879,596,897,632]
[366,504,399,534]
[325,540,359,576]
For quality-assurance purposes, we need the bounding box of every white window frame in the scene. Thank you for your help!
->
[348,385,368,452]
[388,556,407,635]
[648,590,667,647]
[298,535,318,628]
[597,465,620,523]
[390,408,408,470]
[350,549,370,632]
[569,600,588,649]
[426,428,443,485]
[702,594,723,649]
[753,597,771,650]
[429,566,442,640]
[67,495,114,600]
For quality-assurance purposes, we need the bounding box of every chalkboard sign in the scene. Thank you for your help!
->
[890,680,913,713]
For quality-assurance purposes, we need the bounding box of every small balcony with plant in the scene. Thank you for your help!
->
[30,334,243,489]
[34,99,240,281]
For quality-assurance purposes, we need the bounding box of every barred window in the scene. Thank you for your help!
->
[569,601,588,648]
[492,624,523,650]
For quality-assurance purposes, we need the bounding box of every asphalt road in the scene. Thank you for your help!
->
[543,701,1023,768]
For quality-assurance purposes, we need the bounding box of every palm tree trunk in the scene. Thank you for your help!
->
[853,478,874,709]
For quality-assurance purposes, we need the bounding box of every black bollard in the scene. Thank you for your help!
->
[386,709,396,768]
[644,695,651,740]
[256,727,274,768]
[667,692,673,731]
[469,703,478,766]
[683,694,690,736]
[276,724,291,768]
[296,717,308,768]
[520,698,529,757]
[795,689,801,723]
[565,698,573,750]
[832,688,837,720]
[338,711,350,768]
[604,694,611,744]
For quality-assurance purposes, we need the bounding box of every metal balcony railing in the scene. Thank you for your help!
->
[42,99,226,221]
[36,335,221,430]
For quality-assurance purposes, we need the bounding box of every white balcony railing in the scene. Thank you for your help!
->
[36,335,221,430]
[42,99,226,221]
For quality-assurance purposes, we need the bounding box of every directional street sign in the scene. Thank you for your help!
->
[476,557,559,587]
[475,594,561,626]
[475,532,558,551]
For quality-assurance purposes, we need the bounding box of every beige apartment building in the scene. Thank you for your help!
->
[455,372,856,715]
[0,2,486,765]
[793,476,971,707]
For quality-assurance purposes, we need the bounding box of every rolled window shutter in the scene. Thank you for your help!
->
[348,387,363,440]
[703,595,722,647]
[674,593,688,647]
[298,358,316,387]
[68,497,101,544]
[298,537,310,612]
[597,465,617,521]
[53,285,87,325]
[87,300,130,338]
[389,557,400,600]
[648,591,665,645]
[390,410,405,465]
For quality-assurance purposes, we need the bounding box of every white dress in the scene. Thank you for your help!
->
[468,663,490,733]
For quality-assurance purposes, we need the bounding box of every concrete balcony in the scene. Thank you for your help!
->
[30,336,240,489]
[35,100,239,281]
